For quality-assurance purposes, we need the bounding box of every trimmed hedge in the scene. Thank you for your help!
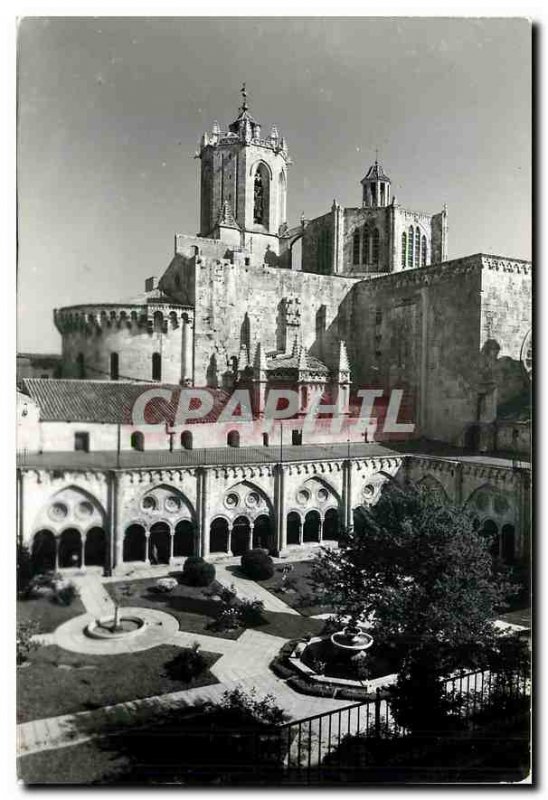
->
[182,557,216,587]
[240,549,274,580]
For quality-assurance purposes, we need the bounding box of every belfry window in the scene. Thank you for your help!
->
[77,353,85,379]
[370,184,377,206]
[131,431,145,452]
[408,226,414,268]
[152,352,162,381]
[380,183,385,205]
[372,229,380,265]
[422,235,427,267]
[415,227,420,268]
[253,172,265,224]
[352,230,360,265]
[401,232,407,268]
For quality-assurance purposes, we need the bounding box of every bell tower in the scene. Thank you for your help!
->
[198,86,290,260]
[361,159,392,208]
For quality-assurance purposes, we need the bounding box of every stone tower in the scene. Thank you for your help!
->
[198,86,290,261]
[361,159,392,208]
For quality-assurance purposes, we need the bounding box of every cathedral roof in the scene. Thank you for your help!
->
[266,349,330,376]
[362,160,391,183]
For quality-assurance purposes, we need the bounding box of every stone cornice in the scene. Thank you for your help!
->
[54,303,194,335]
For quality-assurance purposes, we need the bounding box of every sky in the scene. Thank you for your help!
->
[17,16,532,354]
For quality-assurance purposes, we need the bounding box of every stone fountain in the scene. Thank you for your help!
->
[85,602,147,640]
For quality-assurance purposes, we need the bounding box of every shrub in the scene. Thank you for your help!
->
[53,581,77,606]
[167,642,207,682]
[240,549,274,580]
[238,598,266,626]
[182,556,216,587]
[211,686,288,726]
[152,577,178,594]
[17,544,33,594]
[17,620,39,665]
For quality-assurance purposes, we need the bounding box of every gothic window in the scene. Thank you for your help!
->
[181,431,193,450]
[352,230,360,265]
[319,228,331,274]
[227,430,240,448]
[421,235,427,267]
[380,183,385,205]
[253,171,265,224]
[371,184,377,205]
[372,229,380,265]
[110,352,119,381]
[152,352,162,381]
[401,232,407,268]
[415,227,420,267]
[407,226,414,268]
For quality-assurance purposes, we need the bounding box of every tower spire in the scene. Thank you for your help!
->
[241,82,248,112]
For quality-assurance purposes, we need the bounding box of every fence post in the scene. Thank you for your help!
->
[374,688,382,737]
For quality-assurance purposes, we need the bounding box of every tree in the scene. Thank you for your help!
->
[312,483,517,675]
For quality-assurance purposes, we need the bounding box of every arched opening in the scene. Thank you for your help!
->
[353,507,367,536]
[231,516,250,556]
[131,431,145,452]
[352,230,361,265]
[58,528,82,569]
[287,512,301,545]
[421,235,427,267]
[210,518,229,553]
[323,508,341,541]
[292,429,302,446]
[253,164,270,228]
[174,520,195,558]
[31,529,56,574]
[110,352,119,380]
[401,232,407,269]
[227,430,240,448]
[501,524,516,563]
[262,432,269,447]
[181,431,193,450]
[303,510,321,543]
[407,226,414,268]
[149,522,171,565]
[153,311,164,333]
[123,524,146,562]
[253,514,273,551]
[278,169,287,227]
[152,352,162,381]
[84,527,106,567]
[289,237,302,271]
[415,226,420,267]
[76,353,86,379]
[464,424,481,452]
[372,228,380,266]
[481,519,500,559]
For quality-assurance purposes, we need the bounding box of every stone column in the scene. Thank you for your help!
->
[144,531,151,565]
[113,472,125,570]
[319,514,325,543]
[248,520,255,552]
[227,522,234,556]
[81,533,87,571]
[298,516,303,545]
[342,459,353,530]
[54,536,60,571]
[169,531,175,564]
[274,464,286,554]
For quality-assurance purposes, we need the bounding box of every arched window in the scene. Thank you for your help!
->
[253,165,270,226]
[262,432,269,446]
[380,183,385,205]
[415,227,420,268]
[77,353,85,379]
[181,431,193,450]
[408,226,414,268]
[422,235,427,267]
[110,352,119,380]
[152,352,162,381]
[227,430,240,448]
[401,232,407,268]
[319,228,331,274]
[278,170,287,226]
[352,230,360,265]
[372,229,380,265]
[131,431,145,451]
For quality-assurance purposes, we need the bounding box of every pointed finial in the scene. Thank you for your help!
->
[375,147,379,166]
[241,82,248,111]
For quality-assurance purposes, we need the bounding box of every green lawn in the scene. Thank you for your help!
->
[249,561,335,617]
[17,644,221,723]
[105,578,244,640]
[17,594,87,634]
[106,576,326,640]
[18,739,130,785]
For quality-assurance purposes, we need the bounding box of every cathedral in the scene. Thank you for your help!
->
[17,89,531,576]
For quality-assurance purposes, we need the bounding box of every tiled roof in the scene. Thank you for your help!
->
[363,161,391,182]
[20,379,232,425]
[266,352,329,375]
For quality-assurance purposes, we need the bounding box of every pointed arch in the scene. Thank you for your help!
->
[138,484,196,521]
[421,235,427,267]
[352,229,361,265]
[407,226,414,268]
[372,228,380,265]
[414,226,420,267]
[401,231,407,268]
[416,474,449,502]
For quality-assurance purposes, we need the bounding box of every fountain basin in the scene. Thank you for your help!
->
[85,614,147,640]
[330,627,374,652]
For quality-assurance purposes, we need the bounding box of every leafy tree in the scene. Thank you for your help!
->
[313,483,517,674]
[17,543,33,594]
